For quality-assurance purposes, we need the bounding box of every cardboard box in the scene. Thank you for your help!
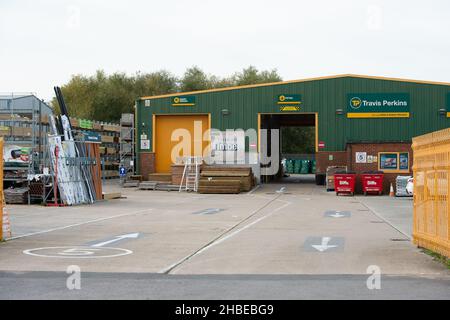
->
[101,135,114,143]
[11,127,32,137]
[0,126,11,136]
[70,118,79,127]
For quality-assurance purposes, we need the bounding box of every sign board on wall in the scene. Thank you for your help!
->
[347,93,410,118]
[140,139,150,150]
[379,153,398,170]
[355,152,367,163]
[82,131,101,143]
[277,94,302,111]
[210,130,245,164]
[378,152,409,172]
[318,141,325,149]
[447,93,450,117]
[172,96,196,107]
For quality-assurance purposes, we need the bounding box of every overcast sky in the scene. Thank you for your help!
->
[1,0,449,101]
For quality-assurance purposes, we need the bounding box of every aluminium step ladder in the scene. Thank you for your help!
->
[179,156,202,192]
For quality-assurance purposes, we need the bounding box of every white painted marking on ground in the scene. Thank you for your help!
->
[329,212,345,218]
[91,233,140,247]
[246,185,260,195]
[7,209,152,240]
[23,246,133,259]
[312,237,337,252]
[276,187,286,193]
[159,199,292,274]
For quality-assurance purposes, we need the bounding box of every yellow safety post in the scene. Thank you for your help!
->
[412,127,450,258]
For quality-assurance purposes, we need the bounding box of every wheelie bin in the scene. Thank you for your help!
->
[334,172,356,196]
[361,172,384,195]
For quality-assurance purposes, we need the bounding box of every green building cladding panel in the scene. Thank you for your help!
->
[136,75,450,154]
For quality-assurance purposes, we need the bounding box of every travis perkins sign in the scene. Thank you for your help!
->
[347,93,410,118]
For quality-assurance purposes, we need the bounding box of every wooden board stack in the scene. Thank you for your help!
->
[198,166,255,194]
[4,187,28,204]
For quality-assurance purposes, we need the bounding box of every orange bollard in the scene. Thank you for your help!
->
[389,183,395,197]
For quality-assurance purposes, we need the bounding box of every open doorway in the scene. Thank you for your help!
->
[259,113,317,183]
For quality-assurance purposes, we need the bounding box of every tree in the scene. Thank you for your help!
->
[232,66,282,86]
[51,66,283,122]
[180,66,212,92]
[282,127,316,154]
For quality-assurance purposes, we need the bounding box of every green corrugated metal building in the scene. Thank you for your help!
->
[135,74,450,188]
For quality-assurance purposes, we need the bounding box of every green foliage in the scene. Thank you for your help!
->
[422,249,450,269]
[180,66,214,92]
[232,66,282,86]
[52,66,282,122]
[281,127,315,154]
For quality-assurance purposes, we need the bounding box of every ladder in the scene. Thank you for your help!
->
[179,156,201,192]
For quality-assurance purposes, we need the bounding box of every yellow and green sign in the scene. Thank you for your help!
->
[446,93,450,117]
[347,93,410,118]
[79,119,93,129]
[277,94,301,111]
[172,96,195,106]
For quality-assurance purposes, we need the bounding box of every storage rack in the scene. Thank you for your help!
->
[68,118,121,180]
[119,113,135,177]
[1,108,49,193]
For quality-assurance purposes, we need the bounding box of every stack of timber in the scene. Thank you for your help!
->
[4,187,28,204]
[171,164,187,186]
[148,173,172,183]
[198,166,255,194]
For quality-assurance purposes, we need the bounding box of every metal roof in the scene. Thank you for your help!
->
[140,74,450,100]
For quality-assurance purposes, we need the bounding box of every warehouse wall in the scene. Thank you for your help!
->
[136,75,450,175]
[347,142,412,194]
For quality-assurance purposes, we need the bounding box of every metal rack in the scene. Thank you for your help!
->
[119,113,135,178]
[0,94,51,204]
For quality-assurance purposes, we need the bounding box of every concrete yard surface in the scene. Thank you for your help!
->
[0,181,448,299]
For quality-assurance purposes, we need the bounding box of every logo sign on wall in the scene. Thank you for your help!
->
[355,152,367,163]
[347,93,410,118]
[277,94,302,111]
[172,96,196,107]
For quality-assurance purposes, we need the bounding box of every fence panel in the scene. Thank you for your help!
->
[412,127,450,258]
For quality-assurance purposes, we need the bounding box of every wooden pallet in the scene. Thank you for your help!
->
[155,184,180,191]
[123,181,139,188]
[102,192,122,200]
[139,181,158,190]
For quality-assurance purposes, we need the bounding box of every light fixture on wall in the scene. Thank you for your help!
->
[336,108,344,115]
[439,108,447,116]
[221,109,230,115]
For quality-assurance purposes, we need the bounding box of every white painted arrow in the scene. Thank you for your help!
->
[312,237,337,252]
[91,233,140,247]
[201,208,221,215]
[329,211,345,218]
[276,187,286,193]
